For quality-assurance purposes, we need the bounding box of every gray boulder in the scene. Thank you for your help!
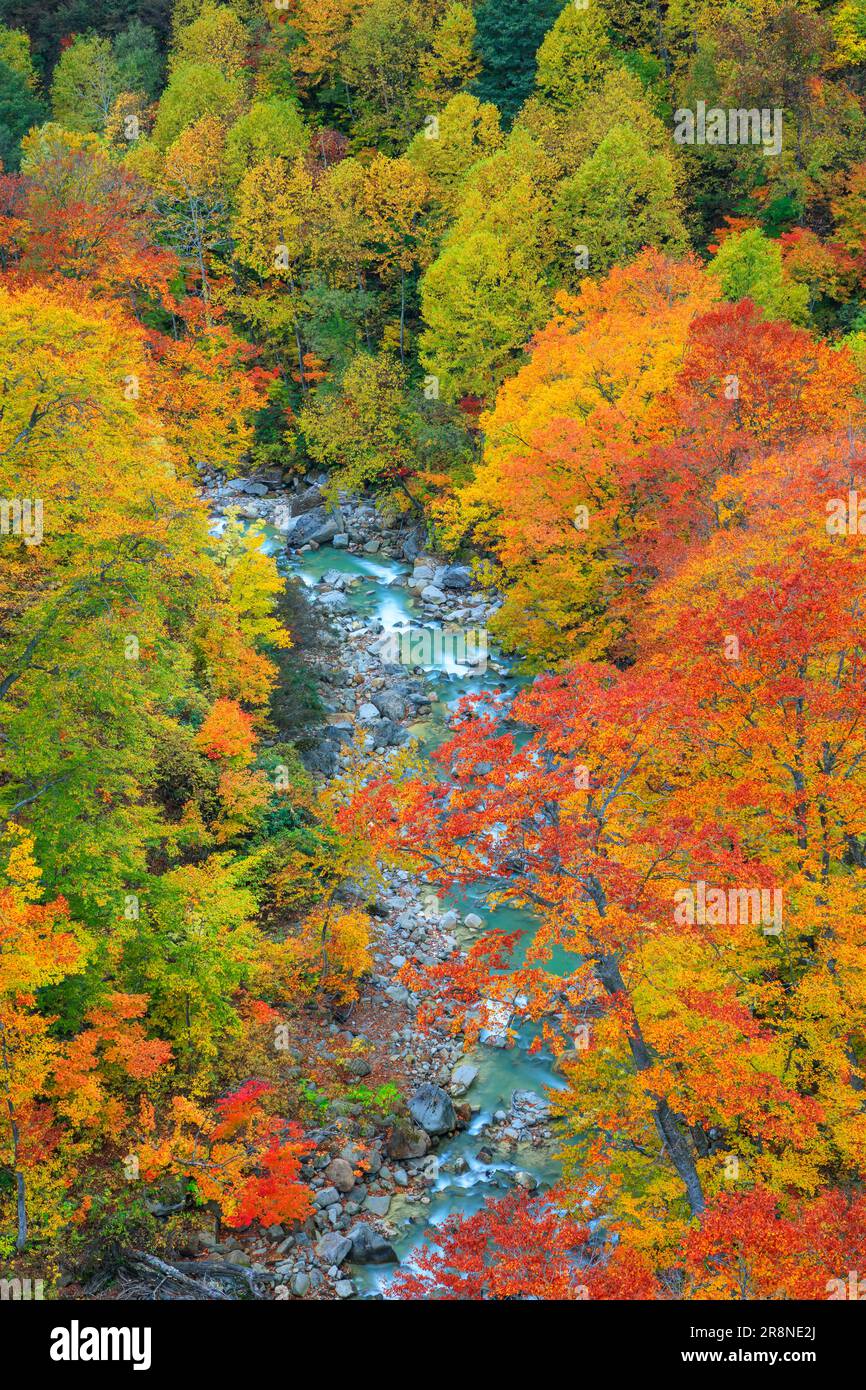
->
[313,1185,340,1209]
[511,1090,551,1125]
[287,507,339,547]
[365,1194,392,1218]
[387,1122,429,1160]
[450,1063,479,1097]
[371,689,406,722]
[319,591,349,612]
[347,1222,398,1265]
[409,1082,456,1136]
[441,564,472,591]
[290,485,325,517]
[316,1231,352,1266]
[325,1158,355,1194]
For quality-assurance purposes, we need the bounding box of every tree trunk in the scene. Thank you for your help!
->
[595,951,705,1215]
[0,1019,27,1250]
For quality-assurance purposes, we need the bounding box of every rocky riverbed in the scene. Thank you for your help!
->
[198,467,562,1300]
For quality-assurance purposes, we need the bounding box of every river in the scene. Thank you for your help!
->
[251,520,567,1292]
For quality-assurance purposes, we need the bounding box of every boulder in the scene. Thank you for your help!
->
[287,507,339,547]
[387,1122,430,1160]
[316,1231,352,1266]
[319,591,349,612]
[358,702,380,722]
[401,531,423,562]
[421,584,446,603]
[450,1063,479,1097]
[313,1185,341,1209]
[371,689,406,722]
[440,564,472,591]
[511,1090,551,1125]
[347,1222,398,1265]
[373,718,404,748]
[324,1158,355,1194]
[409,1082,456,1137]
[290,485,325,517]
[464,912,484,930]
[365,1194,392,1218]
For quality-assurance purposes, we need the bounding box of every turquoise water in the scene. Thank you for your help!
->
[252,524,568,1288]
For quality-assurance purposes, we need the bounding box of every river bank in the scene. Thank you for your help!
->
[200,467,564,1300]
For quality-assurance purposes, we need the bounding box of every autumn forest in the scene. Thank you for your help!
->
[1,0,866,1331]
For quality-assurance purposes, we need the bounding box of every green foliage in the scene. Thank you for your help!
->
[535,0,613,109]
[708,227,810,324]
[301,351,417,497]
[341,0,426,149]
[420,228,549,401]
[0,54,44,169]
[0,24,36,88]
[50,34,120,133]
[114,20,165,101]
[555,123,688,278]
[345,1081,402,1114]
[224,97,308,188]
[405,91,503,213]
[151,60,245,149]
[471,0,563,123]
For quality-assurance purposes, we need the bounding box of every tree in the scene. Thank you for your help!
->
[170,1,249,79]
[554,123,688,278]
[232,154,316,393]
[448,249,860,667]
[121,857,261,1070]
[157,115,230,302]
[136,1079,313,1231]
[50,35,121,134]
[420,229,550,402]
[389,1192,591,1299]
[0,57,44,171]
[708,227,810,324]
[339,0,427,149]
[114,20,164,102]
[406,92,503,215]
[301,350,420,501]
[447,251,713,663]
[0,830,82,1252]
[418,1,479,109]
[151,61,245,150]
[472,0,564,124]
[0,24,36,89]
[535,0,613,109]
[224,97,308,189]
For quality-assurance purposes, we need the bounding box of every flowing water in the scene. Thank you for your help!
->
[251,524,567,1289]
